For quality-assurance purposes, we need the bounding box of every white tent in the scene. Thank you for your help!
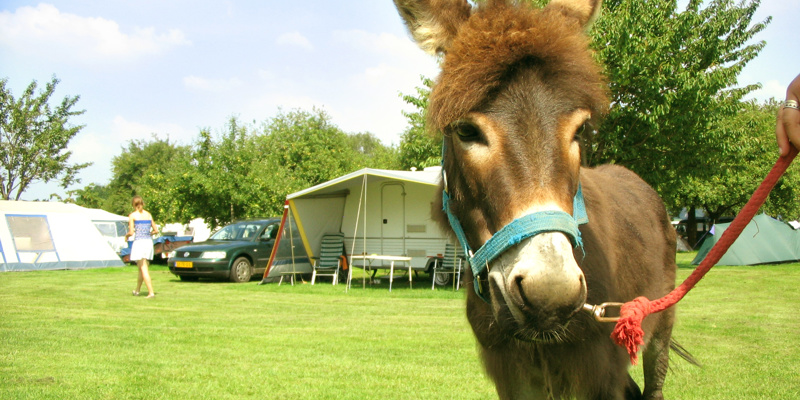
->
[270,167,450,276]
[0,200,125,272]
[80,206,129,253]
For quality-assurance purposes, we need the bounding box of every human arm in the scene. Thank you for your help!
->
[126,216,135,240]
[776,74,800,157]
[147,212,159,236]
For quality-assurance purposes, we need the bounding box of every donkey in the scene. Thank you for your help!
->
[394,0,681,399]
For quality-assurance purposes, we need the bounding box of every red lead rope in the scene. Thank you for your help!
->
[611,146,798,364]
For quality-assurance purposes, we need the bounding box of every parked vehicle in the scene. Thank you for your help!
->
[167,218,310,282]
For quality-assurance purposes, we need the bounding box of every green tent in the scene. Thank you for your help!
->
[692,214,800,266]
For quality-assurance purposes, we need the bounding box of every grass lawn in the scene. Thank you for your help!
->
[1,254,799,399]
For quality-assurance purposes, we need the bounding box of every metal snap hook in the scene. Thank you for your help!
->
[582,302,623,323]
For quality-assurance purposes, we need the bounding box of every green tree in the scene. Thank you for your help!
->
[398,77,440,170]
[347,132,400,170]
[82,110,396,229]
[260,108,358,186]
[0,76,91,200]
[671,100,800,223]
[175,111,361,227]
[174,117,268,227]
[70,183,112,209]
[587,0,768,204]
[104,136,191,222]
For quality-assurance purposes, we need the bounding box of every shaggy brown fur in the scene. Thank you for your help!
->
[394,1,681,399]
[428,2,609,132]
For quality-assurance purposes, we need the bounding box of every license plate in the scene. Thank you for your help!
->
[176,261,193,268]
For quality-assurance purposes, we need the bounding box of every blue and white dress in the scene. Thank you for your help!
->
[129,220,154,261]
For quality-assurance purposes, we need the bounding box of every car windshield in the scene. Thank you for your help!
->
[209,222,266,241]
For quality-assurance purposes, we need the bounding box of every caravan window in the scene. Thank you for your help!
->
[7,215,56,251]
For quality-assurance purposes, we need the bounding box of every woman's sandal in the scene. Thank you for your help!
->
[145,294,155,299]
[132,290,139,296]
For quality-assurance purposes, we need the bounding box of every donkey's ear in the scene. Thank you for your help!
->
[393,0,473,56]
[547,0,603,28]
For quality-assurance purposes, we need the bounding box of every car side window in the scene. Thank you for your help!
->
[261,224,278,241]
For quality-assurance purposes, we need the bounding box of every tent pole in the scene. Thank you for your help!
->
[362,174,368,289]
[347,174,367,292]
[289,211,296,285]
[261,201,289,284]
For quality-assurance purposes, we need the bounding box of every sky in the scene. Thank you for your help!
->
[1,0,798,202]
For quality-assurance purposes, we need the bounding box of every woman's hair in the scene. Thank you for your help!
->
[132,195,144,209]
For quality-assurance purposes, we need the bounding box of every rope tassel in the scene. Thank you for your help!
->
[611,147,798,365]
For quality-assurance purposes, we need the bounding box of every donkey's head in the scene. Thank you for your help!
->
[395,0,608,342]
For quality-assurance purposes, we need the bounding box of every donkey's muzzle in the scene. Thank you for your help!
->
[487,232,587,334]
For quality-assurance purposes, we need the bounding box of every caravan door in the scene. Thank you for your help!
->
[380,182,405,262]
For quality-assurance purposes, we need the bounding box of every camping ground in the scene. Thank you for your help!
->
[1,253,799,399]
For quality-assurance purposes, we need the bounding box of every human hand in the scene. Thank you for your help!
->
[776,74,800,156]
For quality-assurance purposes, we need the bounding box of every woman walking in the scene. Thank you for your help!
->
[128,195,159,298]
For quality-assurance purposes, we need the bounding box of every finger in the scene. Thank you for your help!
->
[783,102,800,155]
[777,110,789,156]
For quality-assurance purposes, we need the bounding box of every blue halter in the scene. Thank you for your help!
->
[440,142,589,302]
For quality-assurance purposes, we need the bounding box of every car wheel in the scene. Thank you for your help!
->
[230,257,252,283]
[433,271,451,286]
[179,275,199,282]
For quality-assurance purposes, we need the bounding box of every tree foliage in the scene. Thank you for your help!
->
[171,118,270,226]
[259,108,361,186]
[82,109,398,229]
[0,76,90,200]
[94,136,191,221]
[671,100,800,222]
[347,132,400,170]
[587,0,769,205]
[398,77,440,171]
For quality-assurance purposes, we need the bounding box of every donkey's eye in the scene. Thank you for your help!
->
[573,122,587,141]
[451,121,481,141]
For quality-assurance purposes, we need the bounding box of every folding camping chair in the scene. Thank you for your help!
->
[311,232,345,285]
[430,243,465,290]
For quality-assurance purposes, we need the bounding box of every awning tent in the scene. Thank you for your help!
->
[265,167,450,281]
[81,206,129,253]
[0,200,125,272]
[691,213,800,266]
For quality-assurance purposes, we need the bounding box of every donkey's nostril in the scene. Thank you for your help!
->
[511,275,529,307]
[513,275,525,292]
[512,274,536,309]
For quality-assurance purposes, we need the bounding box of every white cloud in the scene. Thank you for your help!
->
[327,65,424,143]
[111,115,191,143]
[53,117,192,190]
[747,79,787,102]
[276,31,313,50]
[321,30,439,143]
[257,68,278,82]
[67,131,117,185]
[333,29,431,61]
[0,3,189,64]
[757,0,800,15]
[183,75,243,92]
[244,92,322,118]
